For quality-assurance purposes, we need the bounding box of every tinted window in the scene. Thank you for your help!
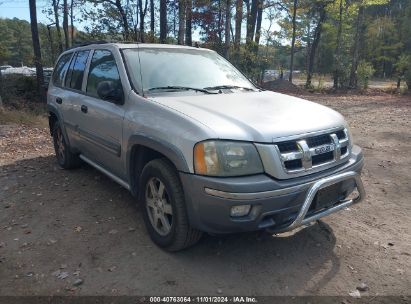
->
[87,50,122,98]
[65,50,90,90]
[52,53,72,86]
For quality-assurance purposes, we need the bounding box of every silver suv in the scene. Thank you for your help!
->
[47,43,365,251]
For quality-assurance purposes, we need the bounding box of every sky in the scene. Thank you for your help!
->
[0,0,51,24]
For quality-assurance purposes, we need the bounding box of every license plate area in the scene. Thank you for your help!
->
[310,181,346,212]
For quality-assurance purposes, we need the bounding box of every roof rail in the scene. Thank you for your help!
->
[67,40,109,50]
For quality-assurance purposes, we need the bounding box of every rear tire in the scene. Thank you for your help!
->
[52,121,81,169]
[139,158,202,251]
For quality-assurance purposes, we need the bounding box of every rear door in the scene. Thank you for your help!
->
[48,52,74,139]
[76,49,126,180]
[61,50,91,149]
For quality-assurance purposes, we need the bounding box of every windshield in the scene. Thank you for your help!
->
[122,48,255,94]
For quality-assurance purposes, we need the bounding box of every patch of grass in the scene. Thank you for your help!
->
[0,106,48,127]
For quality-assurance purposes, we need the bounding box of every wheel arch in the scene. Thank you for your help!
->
[127,135,190,197]
[47,104,71,146]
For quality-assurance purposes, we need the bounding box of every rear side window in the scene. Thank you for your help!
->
[86,50,122,98]
[65,50,90,91]
[52,53,72,86]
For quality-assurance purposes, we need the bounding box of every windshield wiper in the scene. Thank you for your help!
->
[147,86,217,94]
[203,85,256,91]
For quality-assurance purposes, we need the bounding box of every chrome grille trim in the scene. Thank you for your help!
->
[255,128,352,180]
[276,128,350,174]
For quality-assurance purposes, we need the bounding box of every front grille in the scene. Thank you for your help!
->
[336,130,346,140]
[284,159,302,170]
[275,128,350,173]
[306,134,332,147]
[312,151,334,165]
[277,141,298,153]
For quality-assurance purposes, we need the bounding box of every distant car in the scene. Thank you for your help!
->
[0,66,53,87]
[1,66,36,77]
[0,65,12,72]
[47,43,365,251]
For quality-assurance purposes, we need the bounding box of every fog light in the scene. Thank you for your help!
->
[230,205,251,217]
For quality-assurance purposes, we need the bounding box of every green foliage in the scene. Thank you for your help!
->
[234,43,261,81]
[357,60,375,89]
[394,54,410,76]
[0,18,33,66]
[0,74,41,106]
[0,18,61,67]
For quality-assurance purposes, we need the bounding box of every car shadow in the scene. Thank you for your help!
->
[0,155,340,296]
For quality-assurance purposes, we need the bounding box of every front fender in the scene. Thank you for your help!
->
[126,134,190,196]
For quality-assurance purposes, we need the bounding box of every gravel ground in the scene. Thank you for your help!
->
[0,93,410,297]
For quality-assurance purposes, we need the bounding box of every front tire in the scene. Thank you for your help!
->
[52,121,80,169]
[139,158,202,251]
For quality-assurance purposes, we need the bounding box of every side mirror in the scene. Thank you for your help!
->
[96,81,124,104]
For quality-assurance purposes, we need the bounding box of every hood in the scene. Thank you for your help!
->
[150,91,346,143]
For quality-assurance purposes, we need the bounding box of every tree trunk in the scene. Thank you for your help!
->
[224,0,231,58]
[63,0,69,48]
[254,0,263,45]
[112,0,130,41]
[150,0,155,33]
[47,25,56,64]
[305,19,310,74]
[185,0,192,45]
[245,0,250,37]
[289,0,297,83]
[135,3,139,41]
[52,0,64,53]
[349,5,364,88]
[160,0,167,43]
[138,0,148,42]
[29,0,46,102]
[70,0,74,44]
[178,0,186,44]
[217,0,223,45]
[173,1,176,37]
[0,65,4,105]
[333,0,343,89]
[234,0,243,50]
[246,0,258,43]
[306,6,326,88]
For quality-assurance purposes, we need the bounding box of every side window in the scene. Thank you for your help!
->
[52,53,72,86]
[65,50,90,91]
[87,50,122,99]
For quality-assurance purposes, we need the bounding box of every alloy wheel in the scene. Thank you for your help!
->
[145,177,173,236]
[55,128,65,163]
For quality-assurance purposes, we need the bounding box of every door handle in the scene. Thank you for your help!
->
[56,97,62,104]
[81,105,88,113]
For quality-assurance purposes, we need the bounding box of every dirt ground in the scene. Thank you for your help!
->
[0,93,410,297]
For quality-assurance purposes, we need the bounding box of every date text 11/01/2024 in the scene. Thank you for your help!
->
[149,296,258,303]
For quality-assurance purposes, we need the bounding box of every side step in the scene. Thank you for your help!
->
[79,154,130,191]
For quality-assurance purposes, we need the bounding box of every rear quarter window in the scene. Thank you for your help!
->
[65,50,90,91]
[52,53,73,87]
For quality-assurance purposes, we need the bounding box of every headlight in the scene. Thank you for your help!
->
[193,141,264,176]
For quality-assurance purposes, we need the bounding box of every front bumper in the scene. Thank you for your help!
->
[180,145,365,234]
